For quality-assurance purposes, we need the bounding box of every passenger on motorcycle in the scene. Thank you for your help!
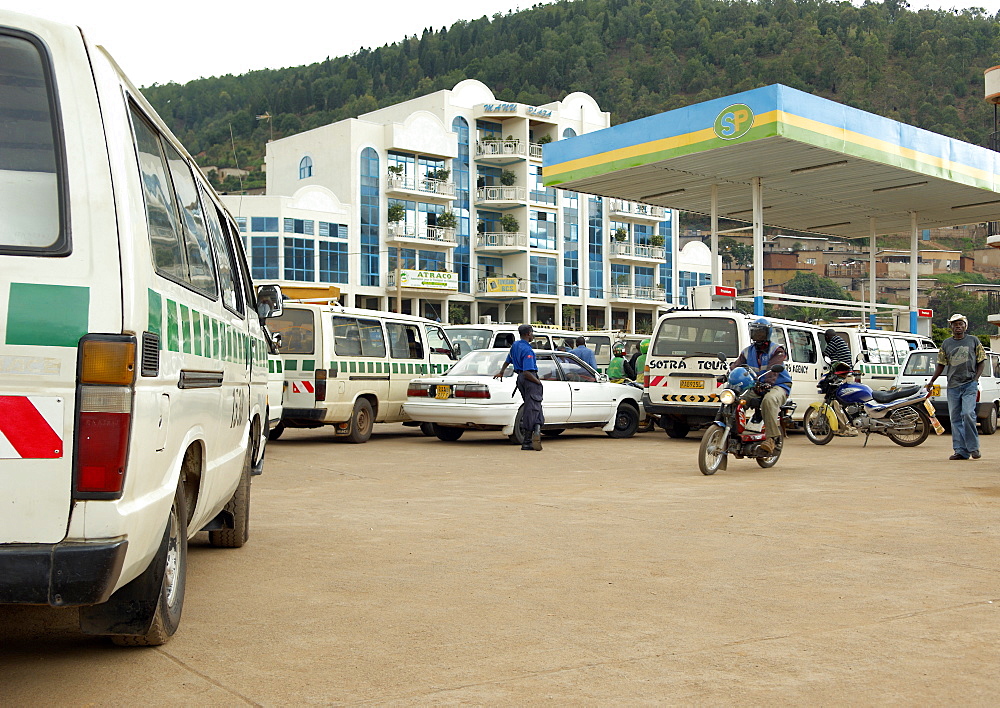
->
[730,318,792,454]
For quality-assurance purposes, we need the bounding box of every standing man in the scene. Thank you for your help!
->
[730,318,791,455]
[823,329,852,366]
[495,324,544,451]
[926,313,986,461]
[570,337,597,368]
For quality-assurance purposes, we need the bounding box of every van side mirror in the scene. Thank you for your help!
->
[256,285,283,320]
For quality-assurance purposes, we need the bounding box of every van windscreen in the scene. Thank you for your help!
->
[652,317,739,358]
[0,32,64,254]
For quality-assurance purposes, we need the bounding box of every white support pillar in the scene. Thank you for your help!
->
[629,307,636,334]
[909,211,919,334]
[869,217,877,329]
[442,298,449,325]
[710,184,720,285]
[752,177,764,316]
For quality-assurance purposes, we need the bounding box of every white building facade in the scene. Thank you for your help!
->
[224,80,712,332]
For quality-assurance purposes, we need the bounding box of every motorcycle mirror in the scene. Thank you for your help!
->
[770,364,785,373]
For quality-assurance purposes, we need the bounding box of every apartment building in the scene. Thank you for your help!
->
[223,79,711,331]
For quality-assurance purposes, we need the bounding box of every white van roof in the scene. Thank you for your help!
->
[282,302,445,326]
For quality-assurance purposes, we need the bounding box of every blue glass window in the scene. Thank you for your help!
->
[452,117,471,294]
[319,222,348,238]
[284,238,315,281]
[235,217,247,233]
[251,216,278,232]
[562,127,577,139]
[530,166,556,205]
[319,241,348,283]
[360,147,380,286]
[530,256,557,295]
[563,191,579,297]
[588,197,603,298]
[419,250,446,271]
[250,236,278,279]
[299,156,313,179]
[530,210,556,249]
[478,256,502,277]
[284,218,314,235]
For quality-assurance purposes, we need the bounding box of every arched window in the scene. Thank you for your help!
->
[562,127,577,139]
[299,156,313,179]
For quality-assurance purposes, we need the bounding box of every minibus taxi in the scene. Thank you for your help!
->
[0,11,281,645]
[268,304,458,442]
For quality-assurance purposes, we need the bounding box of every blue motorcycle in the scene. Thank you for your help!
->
[803,362,941,447]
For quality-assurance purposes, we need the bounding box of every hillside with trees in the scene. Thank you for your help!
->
[142,0,1000,191]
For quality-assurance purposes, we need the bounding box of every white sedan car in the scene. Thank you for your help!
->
[403,348,643,442]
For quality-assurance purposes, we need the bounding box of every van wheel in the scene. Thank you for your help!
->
[433,424,465,441]
[268,423,285,441]
[209,443,251,548]
[111,484,188,646]
[980,404,998,435]
[664,420,690,439]
[348,399,374,443]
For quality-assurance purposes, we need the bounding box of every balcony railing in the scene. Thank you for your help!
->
[528,142,544,159]
[475,140,526,159]
[608,198,666,219]
[386,174,456,198]
[610,285,664,300]
[476,232,528,250]
[386,223,457,244]
[475,185,526,203]
[609,241,666,260]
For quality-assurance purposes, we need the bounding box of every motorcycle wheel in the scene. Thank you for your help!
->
[698,425,726,475]
[756,438,782,468]
[803,406,835,445]
[885,406,930,447]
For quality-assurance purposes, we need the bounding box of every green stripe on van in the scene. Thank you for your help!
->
[147,289,162,348]
[193,311,203,356]
[6,283,90,347]
[302,360,315,372]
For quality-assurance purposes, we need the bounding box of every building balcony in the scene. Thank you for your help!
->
[528,142,544,160]
[385,174,456,200]
[609,285,665,301]
[608,199,666,221]
[475,185,526,206]
[476,277,528,296]
[475,231,528,254]
[609,241,666,261]
[386,223,458,247]
[475,139,526,161]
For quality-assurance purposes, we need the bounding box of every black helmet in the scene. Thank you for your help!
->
[749,317,771,343]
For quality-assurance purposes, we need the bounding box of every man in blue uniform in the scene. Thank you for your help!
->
[730,317,791,454]
[495,324,544,451]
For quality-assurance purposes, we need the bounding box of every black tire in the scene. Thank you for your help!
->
[886,406,931,447]
[347,398,374,443]
[542,428,565,437]
[665,420,690,439]
[803,406,835,445]
[980,403,998,435]
[268,423,284,441]
[698,425,726,475]
[433,424,465,441]
[419,422,436,437]
[209,444,251,548]
[111,485,188,646]
[607,404,640,438]
[508,406,525,444]
[756,439,782,468]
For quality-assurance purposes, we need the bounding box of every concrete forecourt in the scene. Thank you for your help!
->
[3,426,997,703]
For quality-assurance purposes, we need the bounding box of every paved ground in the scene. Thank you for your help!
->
[3,424,999,705]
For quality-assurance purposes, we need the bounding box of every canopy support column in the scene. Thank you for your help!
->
[710,184,720,286]
[752,177,764,316]
[910,211,919,334]
[869,217,877,329]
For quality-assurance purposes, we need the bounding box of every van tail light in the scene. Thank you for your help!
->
[315,369,327,402]
[407,383,433,397]
[454,384,491,399]
[75,336,136,498]
[643,364,650,388]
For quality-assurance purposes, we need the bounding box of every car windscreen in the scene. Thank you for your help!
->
[903,351,938,376]
[652,317,740,358]
[446,350,513,378]
[0,32,66,254]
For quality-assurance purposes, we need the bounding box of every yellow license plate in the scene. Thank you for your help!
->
[435,385,451,399]
[930,384,940,397]
[679,380,705,389]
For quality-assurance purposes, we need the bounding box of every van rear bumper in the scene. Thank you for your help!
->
[641,394,719,424]
[0,539,128,606]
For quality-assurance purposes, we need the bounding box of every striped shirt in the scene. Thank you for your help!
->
[823,336,852,366]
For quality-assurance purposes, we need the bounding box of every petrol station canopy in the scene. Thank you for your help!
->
[543,84,1000,238]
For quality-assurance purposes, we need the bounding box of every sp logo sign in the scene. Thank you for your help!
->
[714,103,754,140]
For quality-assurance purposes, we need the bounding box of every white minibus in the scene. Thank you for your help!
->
[0,11,281,645]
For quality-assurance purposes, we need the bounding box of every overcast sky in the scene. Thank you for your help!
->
[7,0,1000,87]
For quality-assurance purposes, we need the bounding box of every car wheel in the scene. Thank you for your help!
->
[347,399,374,443]
[419,422,436,437]
[508,406,525,444]
[606,403,640,438]
[432,424,465,441]
[980,403,998,435]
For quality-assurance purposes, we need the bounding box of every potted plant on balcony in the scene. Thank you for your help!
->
[650,233,664,247]
[614,227,628,242]
[387,164,405,178]
[500,170,517,187]
[427,167,450,182]
[537,134,553,144]
[387,203,405,224]
[437,211,458,230]
[500,214,519,233]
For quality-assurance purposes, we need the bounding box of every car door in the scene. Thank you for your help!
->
[534,354,571,424]
[556,353,613,423]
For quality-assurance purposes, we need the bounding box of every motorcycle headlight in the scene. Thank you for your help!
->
[719,389,736,405]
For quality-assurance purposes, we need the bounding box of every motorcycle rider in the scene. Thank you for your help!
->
[607,341,628,383]
[730,318,791,454]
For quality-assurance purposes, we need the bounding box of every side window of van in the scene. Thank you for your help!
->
[270,309,315,354]
[531,336,551,350]
[993,354,1000,379]
[495,333,515,348]
[333,317,386,357]
[786,328,817,363]
[200,188,241,314]
[163,143,217,297]
[892,338,911,365]
[387,322,423,359]
[132,109,186,281]
[862,335,894,364]
[770,326,788,355]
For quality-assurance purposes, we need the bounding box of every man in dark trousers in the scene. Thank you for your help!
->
[495,324,544,451]
[926,313,986,460]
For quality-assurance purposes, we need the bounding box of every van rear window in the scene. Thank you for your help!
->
[652,317,739,358]
[269,309,315,354]
[0,32,66,254]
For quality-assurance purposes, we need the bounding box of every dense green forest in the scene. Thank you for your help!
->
[142,0,1000,191]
